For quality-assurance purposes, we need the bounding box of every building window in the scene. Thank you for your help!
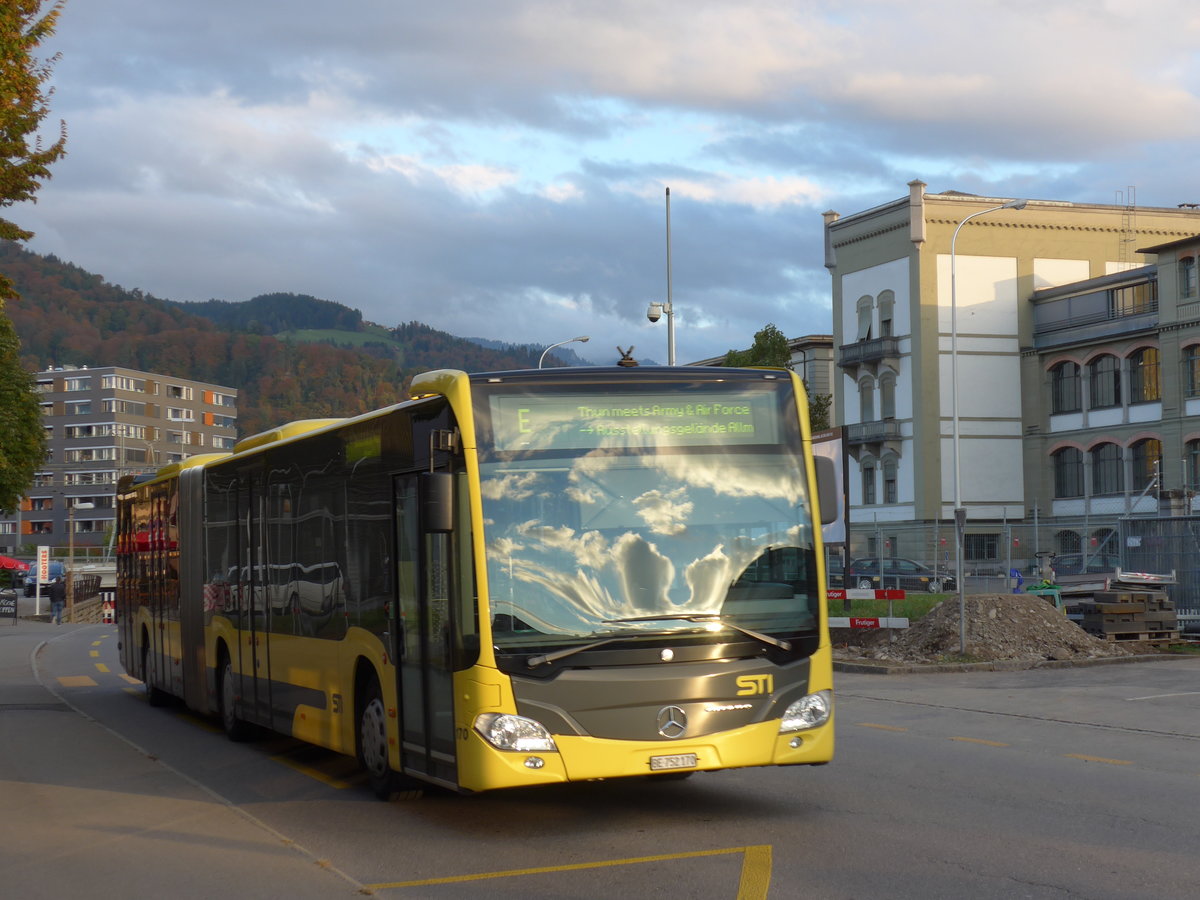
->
[1055,530,1082,555]
[1110,281,1157,316]
[63,376,92,391]
[102,374,147,392]
[964,533,999,562]
[1053,447,1084,498]
[103,399,146,416]
[212,436,237,450]
[1180,256,1197,298]
[167,384,193,400]
[1130,438,1161,492]
[64,401,92,415]
[1128,348,1160,404]
[1088,355,1120,409]
[858,378,875,422]
[1091,442,1123,495]
[856,296,873,341]
[1050,361,1082,413]
[1187,440,1200,490]
[166,407,194,422]
[861,462,876,505]
[212,392,236,407]
[877,291,894,337]
[1186,347,1200,398]
[882,457,897,504]
[879,373,896,419]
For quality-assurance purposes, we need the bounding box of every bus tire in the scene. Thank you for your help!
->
[142,638,169,708]
[357,676,422,801]
[220,654,252,742]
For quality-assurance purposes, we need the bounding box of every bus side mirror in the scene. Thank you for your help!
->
[814,456,839,525]
[421,472,455,533]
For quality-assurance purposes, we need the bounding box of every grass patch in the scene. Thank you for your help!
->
[834,594,944,620]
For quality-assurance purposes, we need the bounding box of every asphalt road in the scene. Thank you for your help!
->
[5,618,1200,899]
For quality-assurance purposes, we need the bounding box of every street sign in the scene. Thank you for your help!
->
[37,547,50,584]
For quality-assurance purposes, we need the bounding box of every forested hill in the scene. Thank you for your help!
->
[0,242,554,435]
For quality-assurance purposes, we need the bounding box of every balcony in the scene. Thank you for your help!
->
[838,336,900,370]
[846,420,901,445]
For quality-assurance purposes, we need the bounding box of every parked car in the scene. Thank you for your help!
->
[23,560,65,596]
[845,557,956,593]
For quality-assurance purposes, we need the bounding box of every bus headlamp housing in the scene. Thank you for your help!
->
[779,690,831,733]
[474,713,558,752]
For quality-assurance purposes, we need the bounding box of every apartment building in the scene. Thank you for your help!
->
[1,365,238,554]
[825,181,1200,571]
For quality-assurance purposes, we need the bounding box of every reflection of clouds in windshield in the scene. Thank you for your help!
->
[633,487,692,535]
[481,471,541,501]
[517,521,609,570]
[613,532,676,611]
[565,484,602,505]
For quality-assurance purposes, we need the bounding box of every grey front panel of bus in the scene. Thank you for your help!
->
[512,656,811,741]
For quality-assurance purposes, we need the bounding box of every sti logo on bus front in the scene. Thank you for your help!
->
[736,674,774,696]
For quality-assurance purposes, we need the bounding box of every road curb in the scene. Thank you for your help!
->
[833,653,1192,675]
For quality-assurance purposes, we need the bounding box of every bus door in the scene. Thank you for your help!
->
[237,476,271,726]
[392,473,458,786]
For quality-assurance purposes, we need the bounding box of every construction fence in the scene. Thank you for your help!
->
[835,512,1200,623]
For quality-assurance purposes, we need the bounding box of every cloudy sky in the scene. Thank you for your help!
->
[14,1,1200,365]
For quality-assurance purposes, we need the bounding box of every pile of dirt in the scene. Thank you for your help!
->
[833,593,1136,664]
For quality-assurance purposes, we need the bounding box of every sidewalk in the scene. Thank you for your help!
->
[0,593,73,708]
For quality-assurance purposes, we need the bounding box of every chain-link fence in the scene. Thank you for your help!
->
[833,512,1200,628]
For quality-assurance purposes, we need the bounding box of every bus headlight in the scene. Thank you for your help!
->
[474,713,558,752]
[779,690,832,733]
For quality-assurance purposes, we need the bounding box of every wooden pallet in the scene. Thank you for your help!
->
[1094,630,1181,643]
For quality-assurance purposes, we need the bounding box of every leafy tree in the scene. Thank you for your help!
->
[0,0,66,511]
[724,323,791,368]
[726,323,832,431]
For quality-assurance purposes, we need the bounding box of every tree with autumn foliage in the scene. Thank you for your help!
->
[0,1,67,511]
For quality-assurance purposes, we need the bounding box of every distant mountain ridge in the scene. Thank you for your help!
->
[0,241,588,434]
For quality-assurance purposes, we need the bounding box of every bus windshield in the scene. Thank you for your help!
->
[473,375,819,656]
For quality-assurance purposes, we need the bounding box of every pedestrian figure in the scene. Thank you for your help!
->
[48,576,66,625]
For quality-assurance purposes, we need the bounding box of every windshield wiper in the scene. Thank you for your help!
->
[602,614,792,652]
[523,629,680,668]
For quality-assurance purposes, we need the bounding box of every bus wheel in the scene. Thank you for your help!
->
[142,640,169,708]
[220,655,252,742]
[357,678,422,801]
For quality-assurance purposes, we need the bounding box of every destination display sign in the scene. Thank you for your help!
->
[488,390,783,451]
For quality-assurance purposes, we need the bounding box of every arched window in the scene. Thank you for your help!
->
[859,377,875,423]
[1188,439,1200,491]
[1185,346,1200,398]
[856,296,873,341]
[1088,355,1120,409]
[1180,256,1196,299]
[882,456,898,504]
[861,459,877,505]
[1055,530,1082,555]
[877,291,895,338]
[1050,361,1081,414]
[879,372,896,419]
[1052,447,1084,498]
[1128,348,1160,403]
[1130,438,1161,491]
[1091,443,1123,495]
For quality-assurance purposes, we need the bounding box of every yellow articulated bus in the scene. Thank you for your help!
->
[116,366,838,797]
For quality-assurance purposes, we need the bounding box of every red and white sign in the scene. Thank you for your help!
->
[827,588,905,601]
[37,547,50,585]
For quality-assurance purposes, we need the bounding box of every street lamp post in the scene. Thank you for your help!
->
[950,198,1027,654]
[66,500,95,622]
[538,336,590,369]
[647,186,676,365]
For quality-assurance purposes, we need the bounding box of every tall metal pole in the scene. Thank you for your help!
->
[950,198,1028,654]
[665,187,675,366]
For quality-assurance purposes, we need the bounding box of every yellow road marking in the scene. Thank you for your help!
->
[90,650,100,657]
[119,674,141,685]
[366,845,772,898]
[951,736,1009,747]
[95,663,110,673]
[91,640,102,647]
[57,675,98,687]
[1065,753,1133,766]
[122,687,142,697]
[858,722,908,732]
